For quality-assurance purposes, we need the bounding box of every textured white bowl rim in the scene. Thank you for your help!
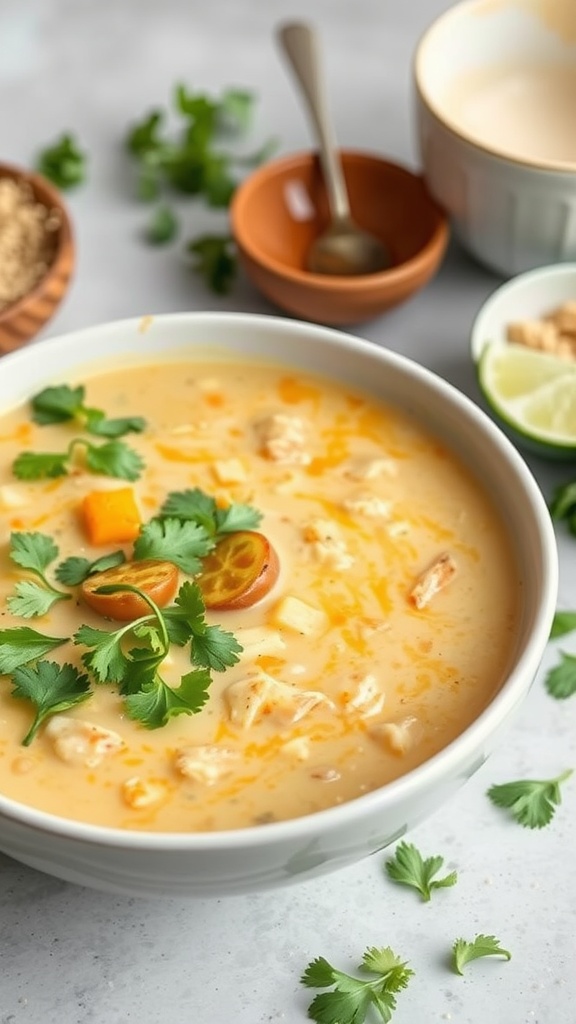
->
[0,311,559,852]
[470,262,576,361]
[414,0,576,174]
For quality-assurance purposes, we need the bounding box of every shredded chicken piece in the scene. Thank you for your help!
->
[174,745,239,785]
[225,670,333,729]
[370,715,421,756]
[409,552,457,609]
[255,413,311,465]
[45,716,125,768]
[342,494,392,519]
[341,673,385,718]
[280,736,311,761]
[122,776,169,809]
[302,518,354,570]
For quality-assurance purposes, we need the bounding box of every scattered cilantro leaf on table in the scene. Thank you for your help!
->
[301,946,413,1024]
[550,610,576,639]
[384,841,457,902]
[187,234,237,295]
[487,770,573,828]
[452,934,511,975]
[145,205,178,244]
[36,132,87,189]
[545,652,576,699]
[10,661,92,746]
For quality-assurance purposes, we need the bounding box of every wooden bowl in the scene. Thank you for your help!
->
[0,163,74,354]
[230,149,449,325]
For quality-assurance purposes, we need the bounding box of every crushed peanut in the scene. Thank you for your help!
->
[0,176,61,312]
[506,301,576,360]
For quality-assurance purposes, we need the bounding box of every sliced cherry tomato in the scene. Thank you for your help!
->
[198,531,280,610]
[81,559,179,622]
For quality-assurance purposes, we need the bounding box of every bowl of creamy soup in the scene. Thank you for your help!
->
[0,312,557,897]
[414,0,576,275]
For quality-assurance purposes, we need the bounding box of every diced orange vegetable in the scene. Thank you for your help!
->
[81,488,141,546]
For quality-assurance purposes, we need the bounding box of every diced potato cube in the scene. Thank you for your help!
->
[272,595,327,635]
[0,485,29,510]
[212,458,247,484]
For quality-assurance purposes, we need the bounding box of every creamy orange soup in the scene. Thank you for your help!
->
[0,358,520,832]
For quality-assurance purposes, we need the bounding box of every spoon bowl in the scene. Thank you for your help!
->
[278,22,392,277]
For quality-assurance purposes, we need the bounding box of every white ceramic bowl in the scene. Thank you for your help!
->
[414,0,576,275]
[0,312,558,898]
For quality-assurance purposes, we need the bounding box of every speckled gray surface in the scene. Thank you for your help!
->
[0,1,575,1022]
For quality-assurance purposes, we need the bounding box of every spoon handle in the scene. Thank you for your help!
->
[277,21,350,222]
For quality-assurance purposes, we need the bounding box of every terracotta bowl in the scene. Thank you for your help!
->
[0,163,74,355]
[230,149,449,325]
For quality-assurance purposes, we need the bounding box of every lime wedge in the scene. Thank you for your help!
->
[477,342,576,459]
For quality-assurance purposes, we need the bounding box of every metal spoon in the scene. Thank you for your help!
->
[277,21,392,276]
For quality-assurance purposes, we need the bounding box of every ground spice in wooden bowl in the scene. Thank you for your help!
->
[0,164,74,354]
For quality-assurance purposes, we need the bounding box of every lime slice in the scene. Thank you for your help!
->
[477,342,576,459]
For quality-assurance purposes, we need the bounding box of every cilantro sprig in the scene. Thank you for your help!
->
[487,770,573,828]
[125,83,277,292]
[36,132,87,189]
[384,841,457,902]
[30,384,147,438]
[11,661,91,746]
[301,947,413,1024]
[159,487,261,537]
[8,532,71,617]
[13,437,144,482]
[451,934,511,975]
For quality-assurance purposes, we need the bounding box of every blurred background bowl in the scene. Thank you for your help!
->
[414,0,576,276]
[0,163,74,355]
[230,149,448,325]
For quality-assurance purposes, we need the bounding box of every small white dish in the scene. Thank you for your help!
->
[471,262,576,362]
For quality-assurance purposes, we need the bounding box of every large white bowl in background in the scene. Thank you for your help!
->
[0,313,558,897]
[414,0,576,276]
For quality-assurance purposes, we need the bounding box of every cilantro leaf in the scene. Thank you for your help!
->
[134,517,212,574]
[0,627,68,674]
[545,652,576,699]
[301,946,414,1024]
[487,769,573,828]
[159,488,261,537]
[75,623,132,683]
[550,479,576,521]
[36,132,87,189]
[10,531,59,575]
[145,205,178,244]
[11,661,92,745]
[187,234,236,295]
[84,439,144,480]
[192,624,241,672]
[385,841,457,902]
[126,109,165,156]
[452,934,511,975]
[55,550,126,586]
[164,579,207,634]
[7,580,69,618]
[123,667,211,728]
[12,450,69,480]
[216,88,255,133]
[30,384,146,438]
[550,611,576,639]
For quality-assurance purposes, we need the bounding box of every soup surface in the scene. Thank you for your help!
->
[0,356,520,832]
[440,61,576,165]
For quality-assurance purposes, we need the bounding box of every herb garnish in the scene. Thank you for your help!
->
[487,770,573,828]
[545,652,576,699]
[7,532,71,617]
[451,935,511,976]
[125,83,277,292]
[158,487,261,537]
[301,947,414,1024]
[36,132,87,190]
[550,610,576,639]
[55,550,126,587]
[549,479,576,530]
[11,661,91,746]
[384,841,457,902]
[13,438,144,482]
[30,384,146,438]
